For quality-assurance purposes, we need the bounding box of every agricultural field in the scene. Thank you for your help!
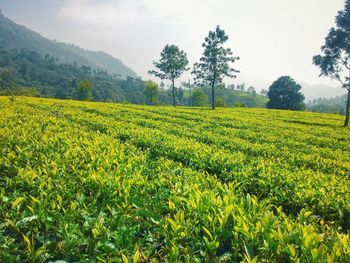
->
[0,96,350,262]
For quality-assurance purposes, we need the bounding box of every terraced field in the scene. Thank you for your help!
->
[0,96,349,262]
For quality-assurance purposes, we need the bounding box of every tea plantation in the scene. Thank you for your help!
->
[0,96,349,262]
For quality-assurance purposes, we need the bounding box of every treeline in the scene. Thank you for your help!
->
[0,47,267,107]
[147,81,267,107]
[307,94,348,115]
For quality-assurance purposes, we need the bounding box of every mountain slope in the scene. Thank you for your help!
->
[297,81,346,101]
[0,10,137,78]
[56,42,137,78]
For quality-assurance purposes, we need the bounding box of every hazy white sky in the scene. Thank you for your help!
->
[0,0,346,89]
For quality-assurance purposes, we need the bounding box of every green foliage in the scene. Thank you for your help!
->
[0,11,137,78]
[234,101,246,107]
[192,26,239,109]
[144,80,159,105]
[0,87,40,97]
[75,79,93,101]
[0,47,145,103]
[211,86,267,108]
[215,97,225,107]
[267,76,305,111]
[313,0,350,126]
[0,96,350,261]
[149,44,189,106]
[0,46,267,108]
[307,95,347,115]
[190,88,208,107]
[0,68,15,89]
[167,83,267,108]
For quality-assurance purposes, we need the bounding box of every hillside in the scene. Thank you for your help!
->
[0,10,137,78]
[1,96,349,261]
[0,48,145,103]
[298,81,346,101]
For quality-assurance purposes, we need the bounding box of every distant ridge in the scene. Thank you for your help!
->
[297,81,346,101]
[0,11,138,79]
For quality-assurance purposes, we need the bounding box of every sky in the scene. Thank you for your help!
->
[0,0,346,90]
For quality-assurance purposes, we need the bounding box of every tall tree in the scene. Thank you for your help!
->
[192,26,239,109]
[267,76,305,111]
[313,0,350,126]
[149,44,189,106]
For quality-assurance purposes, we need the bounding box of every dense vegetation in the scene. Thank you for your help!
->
[0,47,267,107]
[307,94,348,115]
[0,10,137,78]
[267,76,305,111]
[0,47,145,103]
[1,96,349,262]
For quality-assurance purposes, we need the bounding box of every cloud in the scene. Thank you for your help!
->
[58,0,154,29]
[53,0,345,87]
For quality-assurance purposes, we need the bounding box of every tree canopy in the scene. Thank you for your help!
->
[192,26,239,109]
[149,44,189,106]
[267,76,305,111]
[313,0,350,126]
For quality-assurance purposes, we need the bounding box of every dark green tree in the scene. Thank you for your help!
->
[0,68,15,89]
[267,76,305,110]
[149,44,189,107]
[192,26,239,109]
[313,0,350,126]
[191,88,208,107]
[76,79,93,101]
[144,80,159,105]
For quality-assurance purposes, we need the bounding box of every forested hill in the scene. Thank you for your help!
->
[0,47,145,103]
[0,10,137,79]
[0,10,267,107]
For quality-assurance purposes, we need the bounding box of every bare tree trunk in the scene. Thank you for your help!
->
[172,78,176,107]
[345,88,350,127]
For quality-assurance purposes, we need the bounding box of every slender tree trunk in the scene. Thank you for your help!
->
[172,78,176,107]
[211,81,215,109]
[345,88,350,127]
[189,80,192,106]
[211,71,217,110]
[189,86,192,106]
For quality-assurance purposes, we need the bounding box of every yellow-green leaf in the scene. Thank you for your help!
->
[23,234,31,252]
[133,250,140,263]
[12,197,24,208]
[202,227,213,240]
